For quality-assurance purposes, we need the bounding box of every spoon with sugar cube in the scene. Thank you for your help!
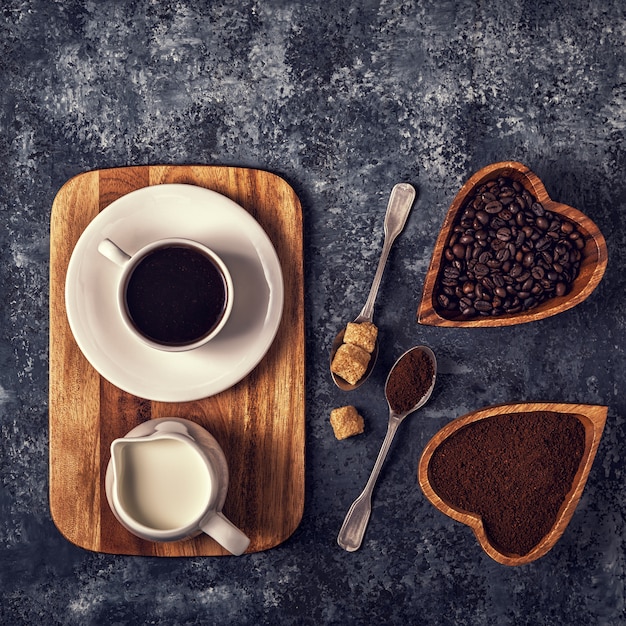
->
[329,183,416,391]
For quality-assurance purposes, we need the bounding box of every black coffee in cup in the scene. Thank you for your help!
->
[124,244,228,346]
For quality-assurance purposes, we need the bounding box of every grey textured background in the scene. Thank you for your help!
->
[1,0,625,624]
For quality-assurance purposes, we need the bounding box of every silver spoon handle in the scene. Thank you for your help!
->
[357,183,415,322]
[337,415,402,551]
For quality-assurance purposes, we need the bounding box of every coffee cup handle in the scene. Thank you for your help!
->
[98,239,132,267]
[201,512,250,556]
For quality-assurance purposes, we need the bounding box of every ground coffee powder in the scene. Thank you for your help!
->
[386,348,434,414]
[428,411,586,556]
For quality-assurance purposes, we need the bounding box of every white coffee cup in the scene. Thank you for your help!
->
[109,419,250,555]
[98,237,233,352]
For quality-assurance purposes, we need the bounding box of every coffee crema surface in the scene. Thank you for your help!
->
[435,176,585,319]
[125,245,228,346]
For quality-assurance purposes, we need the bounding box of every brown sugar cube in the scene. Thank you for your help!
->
[330,405,365,440]
[330,343,370,385]
[343,321,378,353]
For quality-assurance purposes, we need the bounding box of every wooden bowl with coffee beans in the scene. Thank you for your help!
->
[417,401,607,566]
[417,161,608,327]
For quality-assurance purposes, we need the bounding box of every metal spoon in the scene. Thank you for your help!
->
[337,346,437,551]
[330,183,416,390]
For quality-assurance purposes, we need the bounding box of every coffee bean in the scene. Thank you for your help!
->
[482,276,495,290]
[490,239,504,253]
[531,266,545,280]
[535,236,551,251]
[485,201,503,214]
[462,281,475,294]
[496,248,510,262]
[474,263,489,278]
[434,176,586,318]
[496,227,512,241]
[452,243,465,259]
[476,210,490,225]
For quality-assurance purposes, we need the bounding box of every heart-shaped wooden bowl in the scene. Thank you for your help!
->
[418,402,607,566]
[417,161,608,327]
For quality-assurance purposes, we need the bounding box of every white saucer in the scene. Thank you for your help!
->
[65,184,284,401]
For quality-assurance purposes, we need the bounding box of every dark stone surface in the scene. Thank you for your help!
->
[1,0,624,624]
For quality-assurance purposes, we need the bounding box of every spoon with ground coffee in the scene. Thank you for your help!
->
[337,346,437,551]
[329,183,416,391]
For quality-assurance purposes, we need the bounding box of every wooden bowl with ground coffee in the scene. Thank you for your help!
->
[418,402,607,566]
[417,161,608,327]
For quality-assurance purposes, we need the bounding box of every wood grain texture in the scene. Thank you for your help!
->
[417,161,608,327]
[49,165,305,556]
[417,402,607,566]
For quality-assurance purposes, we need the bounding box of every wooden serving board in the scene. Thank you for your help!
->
[49,165,305,556]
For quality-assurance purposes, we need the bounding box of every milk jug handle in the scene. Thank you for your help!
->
[201,512,250,556]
